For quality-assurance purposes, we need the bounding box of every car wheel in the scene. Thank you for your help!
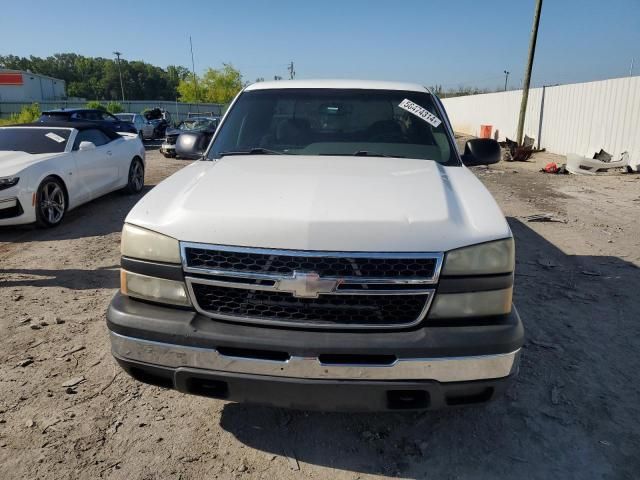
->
[35,177,67,228]
[125,158,145,194]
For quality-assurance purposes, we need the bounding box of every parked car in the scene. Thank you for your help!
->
[187,111,220,118]
[108,79,523,411]
[0,122,145,227]
[115,113,147,136]
[160,117,219,158]
[140,108,172,140]
[39,109,138,134]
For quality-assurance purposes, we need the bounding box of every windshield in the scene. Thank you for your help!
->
[0,127,70,154]
[181,119,214,130]
[208,88,456,164]
[116,114,134,122]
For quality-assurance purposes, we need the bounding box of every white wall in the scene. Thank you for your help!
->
[0,72,66,102]
[441,76,640,161]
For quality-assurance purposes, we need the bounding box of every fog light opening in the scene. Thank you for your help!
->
[386,390,430,409]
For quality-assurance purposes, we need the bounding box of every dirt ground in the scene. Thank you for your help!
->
[1,142,639,480]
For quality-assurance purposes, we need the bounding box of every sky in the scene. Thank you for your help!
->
[1,0,639,90]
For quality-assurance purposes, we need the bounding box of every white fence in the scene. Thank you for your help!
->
[441,76,640,161]
[0,100,225,123]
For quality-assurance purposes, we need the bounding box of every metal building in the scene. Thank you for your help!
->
[0,69,66,101]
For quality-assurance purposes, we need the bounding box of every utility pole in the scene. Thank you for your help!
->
[503,70,510,91]
[630,58,635,77]
[189,36,199,102]
[516,0,543,145]
[113,51,125,102]
[288,61,296,80]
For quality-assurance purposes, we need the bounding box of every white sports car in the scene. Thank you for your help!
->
[0,122,145,227]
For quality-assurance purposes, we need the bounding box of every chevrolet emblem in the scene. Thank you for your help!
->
[275,271,340,298]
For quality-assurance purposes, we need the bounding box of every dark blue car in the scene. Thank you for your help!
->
[39,109,137,134]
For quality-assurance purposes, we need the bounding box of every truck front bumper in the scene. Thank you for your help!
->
[107,293,523,411]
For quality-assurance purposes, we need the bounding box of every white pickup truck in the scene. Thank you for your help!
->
[107,80,523,411]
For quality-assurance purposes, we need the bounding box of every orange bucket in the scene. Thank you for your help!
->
[480,125,492,138]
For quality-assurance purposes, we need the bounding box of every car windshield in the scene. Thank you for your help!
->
[0,127,70,154]
[208,88,456,164]
[116,114,134,122]
[180,119,214,130]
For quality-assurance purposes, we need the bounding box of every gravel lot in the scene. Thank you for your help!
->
[1,144,639,480]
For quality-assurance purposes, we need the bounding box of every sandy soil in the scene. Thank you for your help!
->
[1,143,639,480]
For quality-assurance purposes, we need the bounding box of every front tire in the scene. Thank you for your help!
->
[124,158,145,194]
[35,177,67,228]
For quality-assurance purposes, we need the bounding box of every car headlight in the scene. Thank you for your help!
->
[442,238,514,276]
[429,288,513,319]
[431,238,515,319]
[121,223,181,263]
[121,270,191,306]
[0,176,19,191]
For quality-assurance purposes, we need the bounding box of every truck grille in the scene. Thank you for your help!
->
[182,243,443,329]
[191,283,429,327]
[184,247,438,279]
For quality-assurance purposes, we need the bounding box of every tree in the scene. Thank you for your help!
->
[0,53,189,101]
[177,64,243,104]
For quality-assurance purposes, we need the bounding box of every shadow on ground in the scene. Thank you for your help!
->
[0,186,152,244]
[0,265,119,289]
[219,218,640,479]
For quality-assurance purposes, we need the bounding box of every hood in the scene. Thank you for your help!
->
[165,128,182,136]
[0,151,63,177]
[126,155,511,252]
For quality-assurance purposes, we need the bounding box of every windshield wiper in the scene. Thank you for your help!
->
[218,147,285,157]
[352,150,406,158]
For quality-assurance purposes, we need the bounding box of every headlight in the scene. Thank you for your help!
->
[442,238,514,276]
[121,223,181,264]
[0,176,19,191]
[429,288,512,319]
[121,270,191,306]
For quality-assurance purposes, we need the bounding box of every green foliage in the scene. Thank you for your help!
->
[0,53,190,101]
[85,100,107,111]
[0,103,42,125]
[177,64,243,104]
[106,102,124,114]
[439,87,492,98]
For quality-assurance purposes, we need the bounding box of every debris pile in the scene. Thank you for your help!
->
[500,136,545,162]
[566,150,637,175]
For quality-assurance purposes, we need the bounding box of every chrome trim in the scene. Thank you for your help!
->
[180,242,444,285]
[179,242,443,329]
[185,275,434,296]
[183,265,439,285]
[184,276,435,329]
[110,331,520,382]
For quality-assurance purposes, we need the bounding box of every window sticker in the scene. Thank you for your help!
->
[398,99,442,128]
[45,132,66,143]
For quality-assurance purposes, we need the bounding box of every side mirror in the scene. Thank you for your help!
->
[79,141,96,151]
[175,132,206,159]
[461,138,501,166]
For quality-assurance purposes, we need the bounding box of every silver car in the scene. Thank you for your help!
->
[115,113,146,136]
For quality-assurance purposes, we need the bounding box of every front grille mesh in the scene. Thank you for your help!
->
[185,247,437,278]
[191,283,427,326]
